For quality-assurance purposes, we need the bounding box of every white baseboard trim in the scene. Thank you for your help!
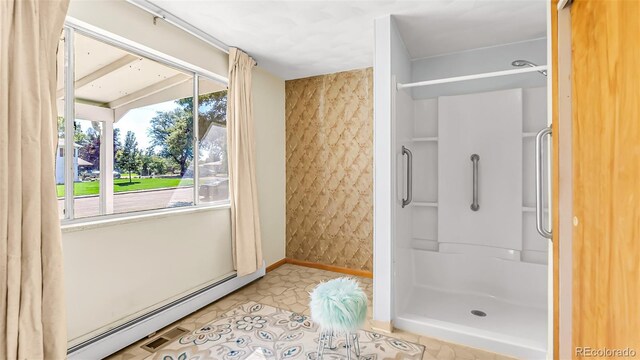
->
[68,265,265,360]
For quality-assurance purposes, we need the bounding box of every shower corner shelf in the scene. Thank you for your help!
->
[412,137,438,142]
[412,202,438,207]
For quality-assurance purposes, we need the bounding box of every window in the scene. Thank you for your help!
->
[56,35,66,219]
[71,119,103,218]
[57,26,228,221]
[197,77,228,203]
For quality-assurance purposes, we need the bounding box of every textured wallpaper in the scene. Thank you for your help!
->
[285,68,373,271]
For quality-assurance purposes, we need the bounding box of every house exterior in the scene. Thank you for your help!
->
[56,139,82,184]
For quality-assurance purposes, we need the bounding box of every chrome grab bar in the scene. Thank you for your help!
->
[535,127,552,239]
[470,154,480,211]
[402,146,413,208]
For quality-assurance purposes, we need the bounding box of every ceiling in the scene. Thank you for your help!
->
[149,0,547,80]
[57,32,224,120]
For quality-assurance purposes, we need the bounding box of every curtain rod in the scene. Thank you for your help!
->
[397,65,548,90]
[64,17,229,86]
[126,0,230,55]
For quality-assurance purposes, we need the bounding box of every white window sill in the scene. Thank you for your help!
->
[61,202,231,233]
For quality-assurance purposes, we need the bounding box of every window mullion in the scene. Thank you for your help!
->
[63,27,75,220]
[193,74,200,206]
[104,120,115,214]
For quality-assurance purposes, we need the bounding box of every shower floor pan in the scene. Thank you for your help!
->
[395,286,547,359]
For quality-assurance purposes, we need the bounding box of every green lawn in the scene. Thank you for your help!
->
[57,177,194,197]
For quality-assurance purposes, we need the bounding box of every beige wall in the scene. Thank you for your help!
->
[285,68,373,271]
[64,0,285,344]
[254,68,286,267]
[63,209,233,344]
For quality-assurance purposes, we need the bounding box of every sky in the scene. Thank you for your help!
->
[76,100,179,150]
[114,100,179,149]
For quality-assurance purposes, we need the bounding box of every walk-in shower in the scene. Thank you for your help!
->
[374,16,551,359]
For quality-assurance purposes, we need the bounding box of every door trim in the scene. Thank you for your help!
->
[552,1,573,359]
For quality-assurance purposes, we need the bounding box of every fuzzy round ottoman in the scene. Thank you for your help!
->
[310,277,368,360]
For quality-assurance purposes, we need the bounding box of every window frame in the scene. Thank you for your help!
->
[60,18,230,225]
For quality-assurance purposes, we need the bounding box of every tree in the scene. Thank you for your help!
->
[148,90,228,177]
[113,127,122,157]
[148,108,193,176]
[149,156,168,176]
[57,119,122,170]
[77,122,101,169]
[73,121,88,145]
[57,117,65,139]
[139,147,153,177]
[177,90,227,132]
[139,147,168,176]
[192,91,228,174]
[116,131,140,183]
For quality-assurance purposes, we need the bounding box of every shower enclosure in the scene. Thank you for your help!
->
[373,16,551,359]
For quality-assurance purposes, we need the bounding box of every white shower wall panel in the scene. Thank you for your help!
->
[522,87,549,263]
[413,98,438,137]
[438,88,523,251]
[411,206,437,242]
[523,87,549,208]
[412,250,547,309]
[411,142,438,202]
[395,86,415,250]
[523,87,548,132]
[523,212,549,260]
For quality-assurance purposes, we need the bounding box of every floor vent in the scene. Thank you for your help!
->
[141,327,189,352]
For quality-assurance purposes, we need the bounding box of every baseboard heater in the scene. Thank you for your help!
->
[67,264,265,360]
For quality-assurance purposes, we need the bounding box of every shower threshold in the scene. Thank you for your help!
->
[395,286,547,359]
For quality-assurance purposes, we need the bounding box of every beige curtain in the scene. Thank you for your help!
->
[1,0,70,358]
[227,48,263,277]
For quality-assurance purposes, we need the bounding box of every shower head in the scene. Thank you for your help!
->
[511,59,547,76]
[511,60,534,67]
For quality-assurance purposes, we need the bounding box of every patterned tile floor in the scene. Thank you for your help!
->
[106,264,515,360]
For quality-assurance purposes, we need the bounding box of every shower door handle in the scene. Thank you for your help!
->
[470,154,480,211]
[402,146,412,208]
[535,127,552,239]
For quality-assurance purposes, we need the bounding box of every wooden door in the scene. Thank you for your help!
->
[571,0,640,355]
